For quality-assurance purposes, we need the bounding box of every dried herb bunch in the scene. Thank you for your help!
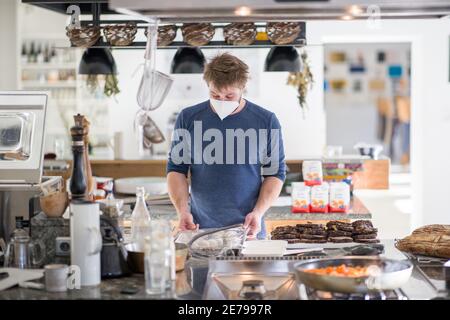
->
[85,74,120,97]
[287,51,314,111]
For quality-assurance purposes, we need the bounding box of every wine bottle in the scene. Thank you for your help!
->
[21,43,28,64]
[36,43,44,63]
[28,42,35,63]
[43,43,50,63]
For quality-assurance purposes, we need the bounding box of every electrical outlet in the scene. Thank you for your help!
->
[55,237,71,256]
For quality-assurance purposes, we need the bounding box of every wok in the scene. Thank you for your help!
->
[294,256,413,293]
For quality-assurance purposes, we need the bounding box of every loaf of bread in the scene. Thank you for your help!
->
[396,224,450,258]
[181,23,215,46]
[267,22,301,45]
[223,23,256,45]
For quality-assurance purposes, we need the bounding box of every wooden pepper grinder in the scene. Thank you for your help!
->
[69,116,87,200]
[74,114,95,200]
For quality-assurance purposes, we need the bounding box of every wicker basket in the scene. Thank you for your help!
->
[66,25,101,48]
[145,24,177,47]
[181,23,215,46]
[267,22,301,45]
[223,23,256,46]
[103,23,138,46]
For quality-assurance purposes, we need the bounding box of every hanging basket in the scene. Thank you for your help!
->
[103,23,138,46]
[66,25,101,48]
[145,24,178,47]
[267,22,301,45]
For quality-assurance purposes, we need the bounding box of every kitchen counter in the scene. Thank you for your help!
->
[0,269,195,300]
[149,196,372,221]
[0,240,444,300]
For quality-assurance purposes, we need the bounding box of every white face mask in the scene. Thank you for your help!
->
[210,98,240,120]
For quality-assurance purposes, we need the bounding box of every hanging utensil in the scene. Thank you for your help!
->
[143,115,165,145]
[136,18,173,111]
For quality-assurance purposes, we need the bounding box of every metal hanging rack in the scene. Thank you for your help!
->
[63,3,308,49]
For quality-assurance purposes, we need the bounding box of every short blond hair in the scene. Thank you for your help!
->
[203,53,249,90]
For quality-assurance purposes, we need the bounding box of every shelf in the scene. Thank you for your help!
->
[86,39,307,50]
[265,196,372,220]
[65,22,307,50]
[21,81,78,88]
[21,63,77,70]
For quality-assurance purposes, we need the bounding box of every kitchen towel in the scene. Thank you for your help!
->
[0,268,44,291]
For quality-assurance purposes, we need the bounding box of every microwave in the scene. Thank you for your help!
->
[0,91,48,184]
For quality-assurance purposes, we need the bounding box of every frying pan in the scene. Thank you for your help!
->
[294,256,413,293]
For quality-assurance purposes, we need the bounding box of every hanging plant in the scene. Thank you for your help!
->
[287,51,314,113]
[85,74,120,98]
[104,74,120,97]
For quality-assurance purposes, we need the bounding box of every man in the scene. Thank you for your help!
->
[167,53,286,239]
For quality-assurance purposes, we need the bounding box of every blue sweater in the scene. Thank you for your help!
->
[167,99,286,238]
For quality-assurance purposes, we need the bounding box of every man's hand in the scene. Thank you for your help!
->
[243,211,263,239]
[178,212,199,231]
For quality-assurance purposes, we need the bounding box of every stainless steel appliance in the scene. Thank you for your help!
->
[100,215,130,278]
[200,253,445,300]
[0,91,59,242]
[203,257,301,300]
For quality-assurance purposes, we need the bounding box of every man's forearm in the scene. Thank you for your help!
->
[167,171,190,216]
[252,177,284,215]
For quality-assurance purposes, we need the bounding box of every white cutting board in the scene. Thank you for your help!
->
[0,268,44,291]
[287,242,361,249]
[242,240,324,257]
[241,240,287,257]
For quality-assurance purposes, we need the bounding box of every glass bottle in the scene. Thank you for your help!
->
[21,43,28,64]
[28,42,36,63]
[130,187,151,250]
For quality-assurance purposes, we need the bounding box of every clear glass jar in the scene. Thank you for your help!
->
[144,220,174,297]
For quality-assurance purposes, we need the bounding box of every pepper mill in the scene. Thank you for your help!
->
[80,115,95,199]
[70,116,87,200]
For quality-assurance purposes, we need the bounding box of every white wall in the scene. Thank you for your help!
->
[324,43,410,156]
[0,0,20,90]
[306,19,450,228]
